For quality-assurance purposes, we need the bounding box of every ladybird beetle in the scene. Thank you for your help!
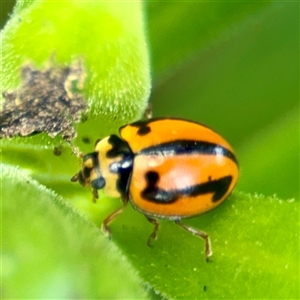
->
[71,118,239,260]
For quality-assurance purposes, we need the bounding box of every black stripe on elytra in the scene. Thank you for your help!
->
[139,140,238,164]
[141,171,232,204]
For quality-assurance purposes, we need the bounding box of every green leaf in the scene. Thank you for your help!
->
[1,164,148,299]
[110,191,298,299]
[238,108,299,199]
[1,0,150,142]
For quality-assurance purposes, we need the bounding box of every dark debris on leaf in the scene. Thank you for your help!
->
[0,60,87,141]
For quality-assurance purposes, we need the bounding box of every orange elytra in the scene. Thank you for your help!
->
[71,118,239,260]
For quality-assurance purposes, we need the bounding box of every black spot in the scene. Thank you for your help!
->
[185,175,232,202]
[203,285,207,292]
[142,171,179,203]
[141,171,158,199]
[137,125,151,135]
[142,175,233,204]
[211,176,233,202]
[146,171,159,183]
[126,119,152,136]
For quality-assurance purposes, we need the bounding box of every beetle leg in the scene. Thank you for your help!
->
[92,188,99,202]
[145,216,160,246]
[101,197,129,239]
[175,219,213,262]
